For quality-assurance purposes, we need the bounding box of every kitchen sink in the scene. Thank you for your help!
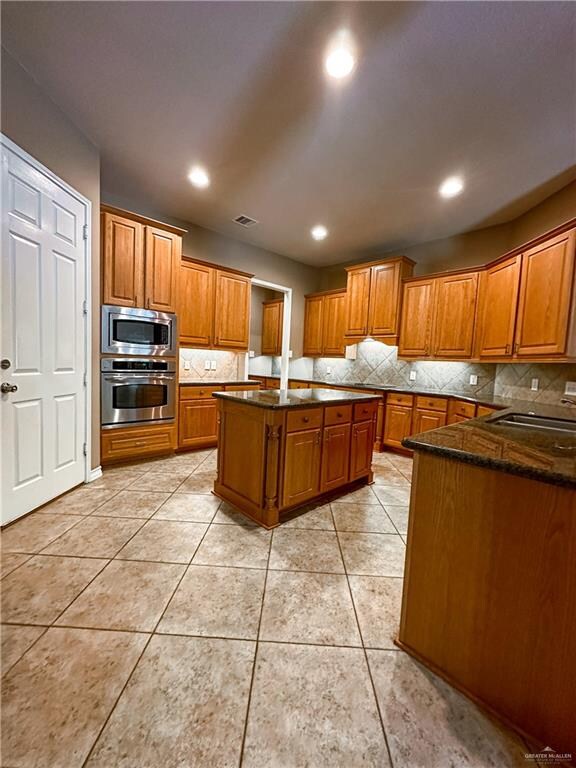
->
[488,412,576,434]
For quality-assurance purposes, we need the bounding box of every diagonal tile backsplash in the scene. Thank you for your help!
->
[494,363,576,404]
[179,349,242,381]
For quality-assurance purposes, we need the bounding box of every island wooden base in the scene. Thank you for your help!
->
[399,452,576,757]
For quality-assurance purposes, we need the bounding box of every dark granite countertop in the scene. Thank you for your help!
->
[247,375,547,411]
[180,380,256,387]
[404,403,576,488]
[213,388,381,410]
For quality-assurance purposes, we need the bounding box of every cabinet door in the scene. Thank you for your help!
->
[350,419,374,481]
[477,256,521,358]
[368,262,402,338]
[322,292,346,356]
[178,399,218,449]
[303,295,324,356]
[321,423,351,492]
[412,408,446,434]
[398,279,436,357]
[261,300,283,356]
[282,428,321,507]
[178,260,214,347]
[515,230,575,357]
[102,212,144,307]
[344,267,371,338]
[433,272,479,358]
[213,271,251,350]
[144,226,181,312]
[383,405,413,449]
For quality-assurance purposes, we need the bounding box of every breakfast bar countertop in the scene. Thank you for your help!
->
[212,387,381,410]
[403,403,576,488]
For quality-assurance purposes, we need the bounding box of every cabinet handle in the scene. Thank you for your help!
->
[302,416,310,423]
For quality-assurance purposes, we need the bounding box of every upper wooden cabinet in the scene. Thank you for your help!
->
[433,271,479,358]
[303,290,346,357]
[261,299,283,356]
[398,278,436,358]
[344,257,415,344]
[101,206,185,313]
[514,230,576,357]
[179,259,252,351]
[477,255,521,358]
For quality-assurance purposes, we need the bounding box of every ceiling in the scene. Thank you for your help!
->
[2,1,575,266]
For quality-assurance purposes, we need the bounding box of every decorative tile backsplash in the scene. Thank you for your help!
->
[313,342,497,396]
[494,363,576,404]
[179,349,242,381]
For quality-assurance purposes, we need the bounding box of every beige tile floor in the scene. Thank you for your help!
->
[1,448,532,767]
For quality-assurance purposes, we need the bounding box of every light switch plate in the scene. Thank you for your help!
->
[469,374,478,385]
[531,378,539,391]
[249,350,255,358]
[409,371,417,381]
[204,360,210,371]
[326,366,332,374]
[564,381,576,396]
[184,361,191,371]
[211,360,217,371]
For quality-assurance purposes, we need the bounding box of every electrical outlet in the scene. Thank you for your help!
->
[211,360,217,371]
[288,350,293,358]
[531,378,539,391]
[326,366,332,374]
[409,371,417,382]
[184,361,191,372]
[564,381,576,396]
[249,350,255,358]
[469,374,478,385]
[204,360,210,371]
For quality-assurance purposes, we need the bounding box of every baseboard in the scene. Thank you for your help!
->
[87,466,103,483]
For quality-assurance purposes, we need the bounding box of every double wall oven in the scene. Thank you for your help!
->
[101,306,177,428]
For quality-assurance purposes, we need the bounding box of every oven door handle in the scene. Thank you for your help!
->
[103,375,175,382]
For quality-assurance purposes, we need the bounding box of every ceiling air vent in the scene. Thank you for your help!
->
[233,214,259,228]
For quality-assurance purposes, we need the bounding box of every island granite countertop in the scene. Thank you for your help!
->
[213,388,380,410]
[403,403,576,488]
[180,380,256,387]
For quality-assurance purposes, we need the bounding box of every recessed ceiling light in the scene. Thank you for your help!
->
[324,30,356,80]
[188,166,210,189]
[439,176,464,199]
[311,224,328,241]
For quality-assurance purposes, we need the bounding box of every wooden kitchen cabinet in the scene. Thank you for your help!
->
[261,299,283,356]
[350,418,375,481]
[179,259,253,351]
[178,397,218,450]
[101,206,185,312]
[321,423,351,491]
[398,278,436,358]
[344,257,415,343]
[383,403,413,449]
[303,290,346,357]
[412,408,447,434]
[178,260,214,346]
[477,255,521,358]
[282,428,322,507]
[102,422,176,464]
[514,229,576,357]
[433,271,479,358]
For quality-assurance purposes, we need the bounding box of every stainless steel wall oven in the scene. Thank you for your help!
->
[101,358,176,427]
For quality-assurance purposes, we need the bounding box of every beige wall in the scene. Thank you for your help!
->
[318,180,576,290]
[1,48,102,468]
[102,192,320,358]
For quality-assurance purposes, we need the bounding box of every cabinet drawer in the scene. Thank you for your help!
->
[102,424,175,464]
[180,385,220,400]
[353,400,378,422]
[416,395,448,412]
[325,404,352,426]
[387,392,414,407]
[448,399,476,419]
[477,404,499,418]
[224,384,260,391]
[286,408,323,433]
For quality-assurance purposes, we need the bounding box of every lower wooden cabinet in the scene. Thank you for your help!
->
[321,423,351,492]
[178,398,218,449]
[102,422,176,465]
[282,428,322,507]
[383,404,413,449]
[412,408,447,434]
[350,419,375,481]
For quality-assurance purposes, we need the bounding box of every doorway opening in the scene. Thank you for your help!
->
[249,278,292,389]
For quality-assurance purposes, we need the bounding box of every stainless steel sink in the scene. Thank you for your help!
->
[488,413,576,434]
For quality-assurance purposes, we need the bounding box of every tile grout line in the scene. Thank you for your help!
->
[0,625,51,678]
[237,523,274,768]
[329,502,397,768]
[79,505,215,768]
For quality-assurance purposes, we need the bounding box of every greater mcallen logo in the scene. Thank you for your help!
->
[524,746,573,763]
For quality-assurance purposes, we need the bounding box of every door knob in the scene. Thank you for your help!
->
[1,383,18,393]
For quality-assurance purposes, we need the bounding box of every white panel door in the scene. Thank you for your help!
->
[1,140,88,524]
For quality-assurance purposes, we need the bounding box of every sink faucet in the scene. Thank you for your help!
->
[561,397,576,406]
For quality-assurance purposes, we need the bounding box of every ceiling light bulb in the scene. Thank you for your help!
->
[325,47,355,79]
[311,225,328,241]
[188,166,210,189]
[439,176,464,199]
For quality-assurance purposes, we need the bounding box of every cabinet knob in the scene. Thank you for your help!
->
[337,412,343,418]
[302,416,309,423]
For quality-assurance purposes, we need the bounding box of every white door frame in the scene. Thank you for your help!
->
[0,134,94,493]
[251,277,292,389]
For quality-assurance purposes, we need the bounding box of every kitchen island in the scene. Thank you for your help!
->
[213,388,380,528]
[398,405,576,756]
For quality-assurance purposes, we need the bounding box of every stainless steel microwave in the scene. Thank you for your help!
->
[101,305,177,357]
